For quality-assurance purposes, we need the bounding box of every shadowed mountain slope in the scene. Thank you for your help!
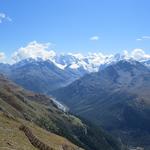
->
[0,59,84,94]
[51,60,150,149]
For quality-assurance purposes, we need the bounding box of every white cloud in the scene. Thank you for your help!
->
[90,36,99,41]
[131,49,150,60]
[0,52,5,62]
[0,13,12,23]
[12,41,56,62]
[123,49,150,61]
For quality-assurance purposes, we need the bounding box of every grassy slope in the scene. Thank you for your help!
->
[0,113,82,150]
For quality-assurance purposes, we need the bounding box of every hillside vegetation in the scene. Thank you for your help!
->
[0,74,123,150]
[0,112,83,150]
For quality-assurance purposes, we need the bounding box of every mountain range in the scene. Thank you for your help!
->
[51,60,150,149]
[0,52,150,149]
[0,52,150,94]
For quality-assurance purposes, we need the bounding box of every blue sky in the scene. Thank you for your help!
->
[0,0,150,57]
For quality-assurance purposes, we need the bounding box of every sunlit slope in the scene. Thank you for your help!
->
[0,113,82,150]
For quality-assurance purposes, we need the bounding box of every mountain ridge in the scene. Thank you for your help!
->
[0,54,149,95]
[51,60,150,149]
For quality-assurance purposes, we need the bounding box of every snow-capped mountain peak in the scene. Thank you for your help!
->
[10,49,150,74]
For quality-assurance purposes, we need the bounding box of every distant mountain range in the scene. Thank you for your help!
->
[0,58,84,94]
[51,60,150,149]
[0,52,150,94]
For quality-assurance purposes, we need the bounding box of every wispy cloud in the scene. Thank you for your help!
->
[142,36,150,39]
[90,36,99,41]
[0,12,12,24]
[136,38,142,41]
[136,35,150,41]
